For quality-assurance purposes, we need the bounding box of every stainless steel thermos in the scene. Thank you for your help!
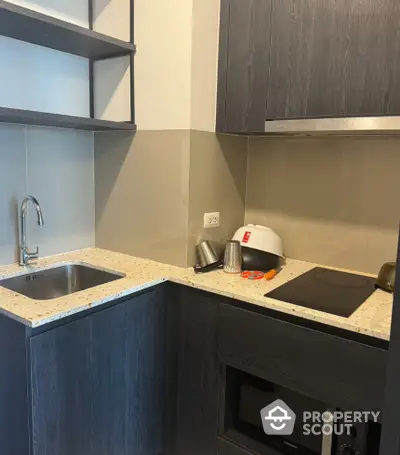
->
[223,240,242,274]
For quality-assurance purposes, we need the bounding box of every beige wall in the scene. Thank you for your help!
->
[190,0,221,132]
[245,136,400,274]
[95,130,191,266]
[94,56,131,122]
[134,0,220,132]
[94,0,231,267]
[95,0,400,276]
[94,0,131,41]
[187,131,247,264]
[95,130,247,267]
[134,0,193,130]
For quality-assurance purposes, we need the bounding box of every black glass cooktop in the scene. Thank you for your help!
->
[265,267,376,318]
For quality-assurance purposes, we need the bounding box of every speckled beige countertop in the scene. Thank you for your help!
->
[0,248,393,340]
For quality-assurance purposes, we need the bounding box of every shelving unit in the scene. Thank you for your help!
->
[0,1,136,58]
[0,0,136,132]
[0,107,136,131]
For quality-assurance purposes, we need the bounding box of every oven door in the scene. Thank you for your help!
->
[220,366,380,455]
[238,377,329,454]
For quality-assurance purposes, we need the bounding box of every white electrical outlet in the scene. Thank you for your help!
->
[204,212,220,229]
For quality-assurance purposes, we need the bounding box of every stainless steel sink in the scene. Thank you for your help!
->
[0,263,125,300]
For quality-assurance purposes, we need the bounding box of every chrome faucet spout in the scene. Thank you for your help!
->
[19,196,44,266]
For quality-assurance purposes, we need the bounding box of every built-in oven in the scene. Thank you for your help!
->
[220,366,381,455]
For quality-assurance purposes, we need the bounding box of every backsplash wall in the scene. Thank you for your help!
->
[245,136,400,274]
[94,130,247,267]
[95,130,191,267]
[0,123,95,266]
[187,131,247,265]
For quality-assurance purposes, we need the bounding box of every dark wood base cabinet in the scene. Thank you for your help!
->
[0,288,167,455]
[174,288,220,455]
[0,284,389,455]
[219,304,387,412]
[30,289,167,455]
[0,315,29,455]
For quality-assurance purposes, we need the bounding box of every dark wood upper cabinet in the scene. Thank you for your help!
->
[267,0,400,120]
[217,0,400,133]
[217,0,272,133]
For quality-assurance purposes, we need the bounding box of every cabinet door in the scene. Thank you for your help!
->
[176,289,220,455]
[30,290,166,455]
[0,316,29,455]
[30,303,127,455]
[266,0,400,119]
[217,0,272,133]
[219,304,387,412]
[125,291,167,455]
[380,241,400,454]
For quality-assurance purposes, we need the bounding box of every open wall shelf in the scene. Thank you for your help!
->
[0,107,137,132]
[0,0,136,59]
[0,1,136,131]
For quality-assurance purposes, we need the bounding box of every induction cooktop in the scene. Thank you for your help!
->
[265,267,376,318]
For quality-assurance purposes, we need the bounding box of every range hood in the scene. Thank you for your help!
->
[264,117,400,136]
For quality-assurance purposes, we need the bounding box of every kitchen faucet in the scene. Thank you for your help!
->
[19,196,44,266]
